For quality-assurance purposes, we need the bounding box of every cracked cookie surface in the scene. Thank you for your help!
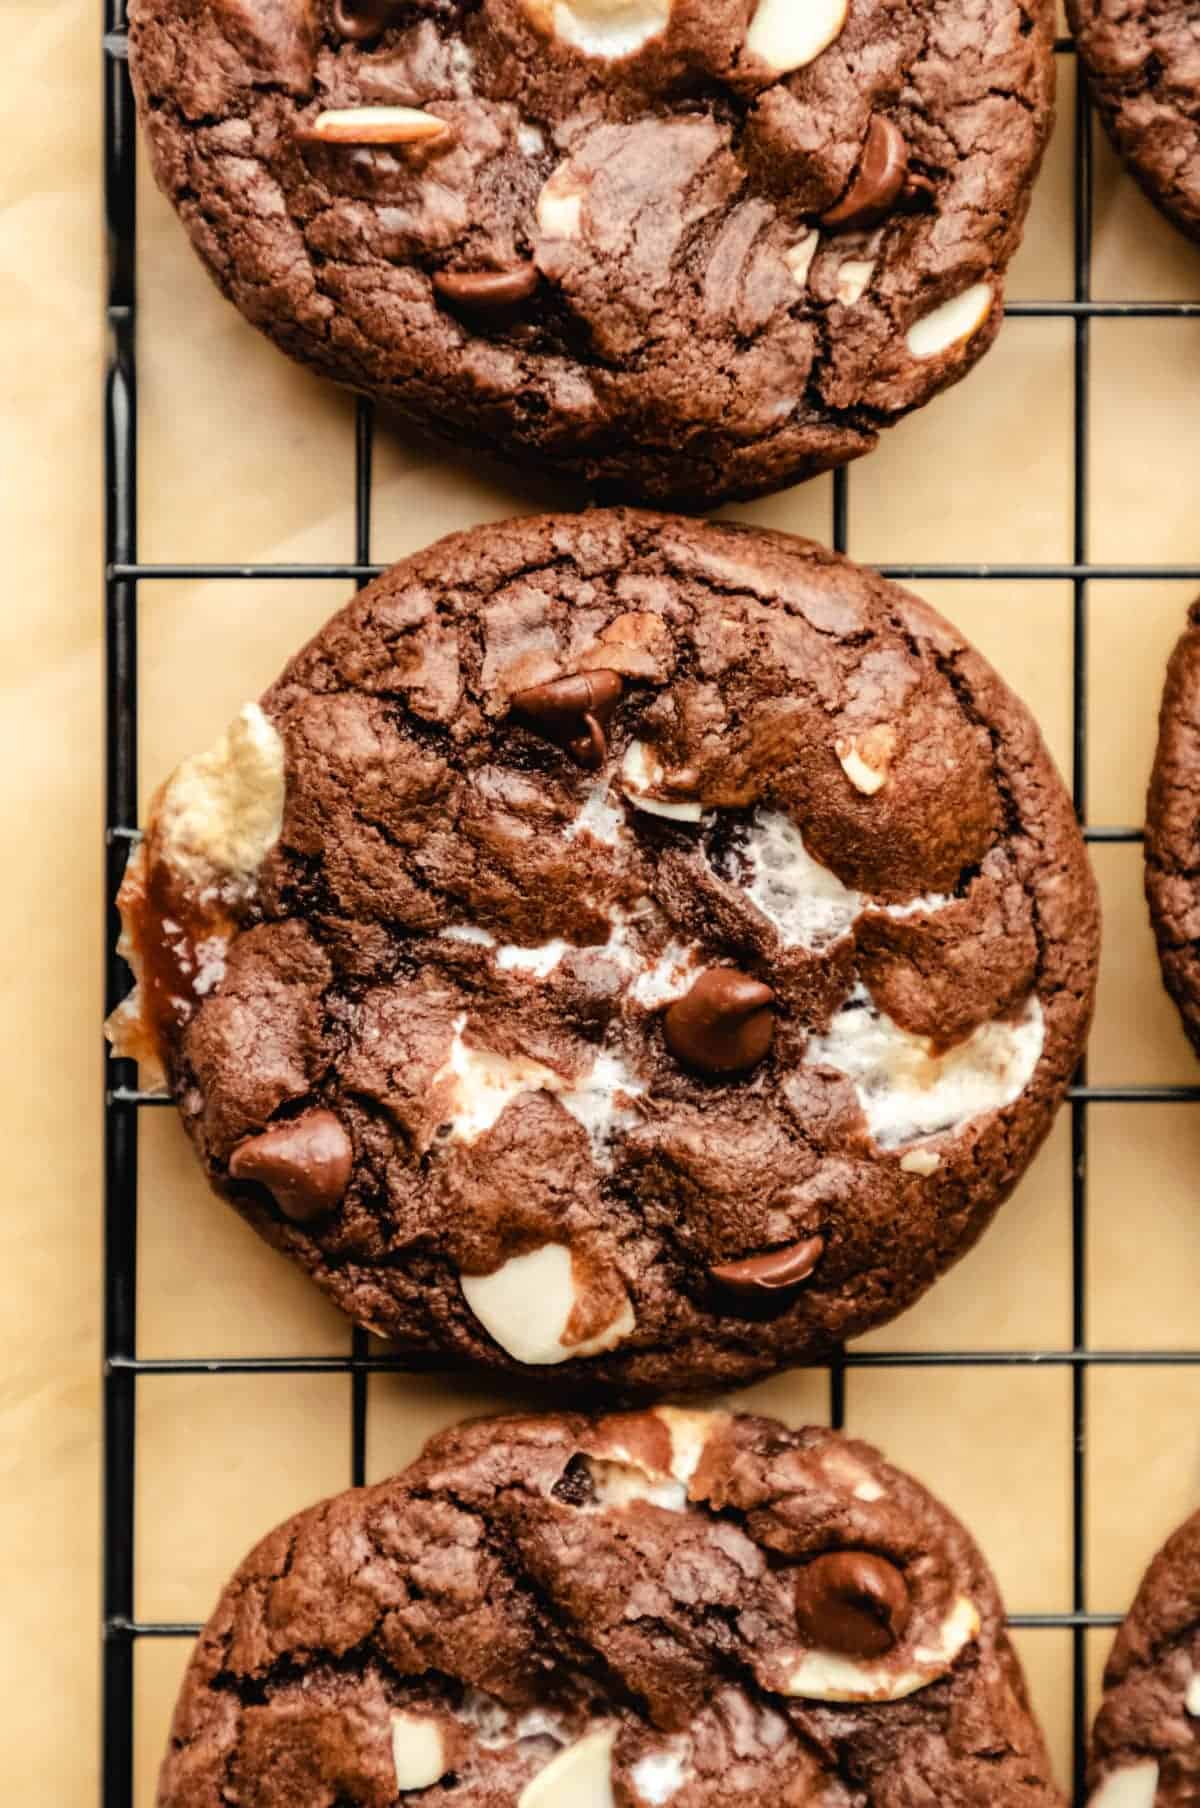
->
[128,0,1054,506]
[1146,600,1200,1055]
[107,509,1099,1393]
[1067,0,1200,243]
[156,1407,1066,1807]
[1087,1508,1200,1807]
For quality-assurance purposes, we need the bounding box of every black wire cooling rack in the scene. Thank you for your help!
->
[103,3,1200,1801]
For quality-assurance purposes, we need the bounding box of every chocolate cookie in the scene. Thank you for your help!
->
[1086,1508,1200,1806]
[1145,601,1200,1053]
[1068,0,1200,244]
[107,510,1099,1392]
[127,0,1055,507]
[157,1407,1065,1806]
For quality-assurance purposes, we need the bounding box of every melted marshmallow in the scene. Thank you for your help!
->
[736,810,861,950]
[156,702,285,893]
[433,1017,644,1153]
[804,985,1044,1148]
[631,1743,691,1804]
[564,779,627,846]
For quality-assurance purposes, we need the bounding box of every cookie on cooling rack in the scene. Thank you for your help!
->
[1068,0,1200,244]
[1086,1508,1200,1805]
[156,1407,1065,1807]
[1146,601,1200,1053]
[126,0,1055,507]
[106,510,1099,1393]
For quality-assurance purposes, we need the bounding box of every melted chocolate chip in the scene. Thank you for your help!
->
[821,117,909,232]
[710,1235,825,1297]
[551,1454,598,1508]
[664,968,775,1076]
[511,669,623,770]
[793,1553,912,1658]
[433,263,540,315]
[229,1109,353,1223]
[332,0,407,42]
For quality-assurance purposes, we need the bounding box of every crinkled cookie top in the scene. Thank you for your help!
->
[128,0,1054,504]
[1087,1508,1200,1807]
[1145,600,1200,1057]
[157,1408,1065,1807]
[108,510,1098,1392]
[1068,0,1200,245]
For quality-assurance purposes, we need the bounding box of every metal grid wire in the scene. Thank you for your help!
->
[101,3,1200,1801]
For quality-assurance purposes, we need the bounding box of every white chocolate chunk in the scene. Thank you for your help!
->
[785,230,820,289]
[391,1714,447,1792]
[836,258,876,306]
[310,106,449,145]
[621,742,704,822]
[836,738,887,794]
[1088,1763,1161,1808]
[537,165,587,239]
[745,0,848,71]
[460,1244,634,1366]
[655,1406,722,1483]
[899,1147,941,1176]
[157,702,285,891]
[523,0,671,58]
[784,1594,980,1701]
[519,1726,618,1808]
[854,1479,885,1501]
[906,282,993,359]
[803,986,1044,1149]
[631,1741,691,1804]
[1188,1671,1200,1715]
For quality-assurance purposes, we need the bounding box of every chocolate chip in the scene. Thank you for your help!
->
[229,1108,352,1223]
[710,1235,825,1297]
[664,968,775,1076]
[511,669,623,770]
[551,1454,597,1508]
[332,0,406,41]
[900,168,938,212]
[433,264,540,315]
[793,1552,912,1658]
[821,116,909,231]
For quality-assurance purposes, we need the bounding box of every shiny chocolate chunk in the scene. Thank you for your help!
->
[511,669,623,769]
[332,0,406,41]
[821,117,909,231]
[229,1108,352,1223]
[710,1235,825,1297]
[794,1552,912,1658]
[664,968,775,1076]
[434,263,540,315]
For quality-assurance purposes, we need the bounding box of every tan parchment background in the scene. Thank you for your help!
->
[6,1,1200,1799]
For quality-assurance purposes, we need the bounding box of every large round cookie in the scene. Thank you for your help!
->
[127,0,1055,508]
[107,510,1099,1392]
[1068,0,1200,244]
[1086,1508,1200,1806]
[1145,600,1200,1053]
[157,1407,1064,1806]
